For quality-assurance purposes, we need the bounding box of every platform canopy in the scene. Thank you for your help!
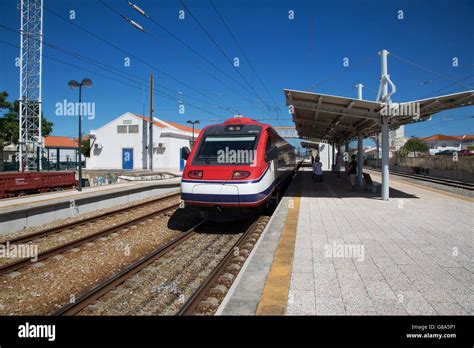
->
[284,89,474,144]
[300,141,320,149]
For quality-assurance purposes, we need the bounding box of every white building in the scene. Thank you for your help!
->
[419,134,474,155]
[302,141,333,170]
[86,112,198,172]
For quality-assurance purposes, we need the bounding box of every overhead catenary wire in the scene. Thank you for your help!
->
[390,52,474,89]
[0,22,236,116]
[209,0,282,117]
[100,0,253,109]
[128,0,261,104]
[420,73,474,99]
[178,0,275,117]
[42,5,222,104]
[306,54,377,91]
[0,39,226,120]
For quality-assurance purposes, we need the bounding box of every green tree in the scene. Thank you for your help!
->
[0,91,54,170]
[400,138,429,157]
[80,138,91,158]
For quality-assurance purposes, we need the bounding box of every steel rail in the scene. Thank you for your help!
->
[53,220,206,316]
[177,217,266,315]
[0,201,181,276]
[2,192,180,245]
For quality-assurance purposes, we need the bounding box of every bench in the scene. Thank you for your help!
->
[363,173,381,193]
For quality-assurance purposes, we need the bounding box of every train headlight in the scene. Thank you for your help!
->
[232,171,250,180]
[188,170,203,179]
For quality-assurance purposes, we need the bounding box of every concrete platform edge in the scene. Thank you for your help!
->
[0,183,180,235]
[216,173,299,315]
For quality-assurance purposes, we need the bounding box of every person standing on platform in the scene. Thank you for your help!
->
[335,152,343,180]
[348,154,358,191]
[312,156,323,190]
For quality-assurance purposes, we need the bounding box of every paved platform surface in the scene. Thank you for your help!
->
[219,168,473,315]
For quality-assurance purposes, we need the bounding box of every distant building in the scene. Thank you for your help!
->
[419,134,474,155]
[86,112,198,172]
[372,125,408,158]
[44,136,81,170]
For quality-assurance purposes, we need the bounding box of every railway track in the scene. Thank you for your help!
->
[53,220,206,315]
[53,215,270,316]
[366,168,473,191]
[0,192,181,276]
[178,215,270,315]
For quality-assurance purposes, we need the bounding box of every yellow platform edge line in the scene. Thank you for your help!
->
[256,176,303,315]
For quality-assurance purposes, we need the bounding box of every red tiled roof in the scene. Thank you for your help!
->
[44,136,78,148]
[419,134,462,141]
[133,114,199,133]
[165,121,200,133]
[419,134,474,142]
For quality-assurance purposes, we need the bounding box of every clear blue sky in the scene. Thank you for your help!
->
[1,0,473,147]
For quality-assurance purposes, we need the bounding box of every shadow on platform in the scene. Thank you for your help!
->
[296,170,419,200]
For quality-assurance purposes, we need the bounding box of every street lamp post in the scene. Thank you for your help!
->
[68,78,92,191]
[187,120,200,147]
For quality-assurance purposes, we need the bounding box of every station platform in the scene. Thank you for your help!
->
[218,168,473,315]
[0,177,181,235]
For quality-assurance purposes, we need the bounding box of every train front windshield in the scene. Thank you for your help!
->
[195,135,257,164]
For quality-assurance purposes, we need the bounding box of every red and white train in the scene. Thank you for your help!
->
[180,116,297,221]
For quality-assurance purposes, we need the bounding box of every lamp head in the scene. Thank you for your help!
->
[68,80,80,88]
[81,78,93,87]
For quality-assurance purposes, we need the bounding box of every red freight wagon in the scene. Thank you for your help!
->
[0,171,77,198]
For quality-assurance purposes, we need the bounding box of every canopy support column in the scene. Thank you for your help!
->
[332,143,335,166]
[357,132,363,186]
[376,135,380,168]
[381,118,390,200]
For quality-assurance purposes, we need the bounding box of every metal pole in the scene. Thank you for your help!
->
[192,123,195,147]
[357,133,363,186]
[381,120,389,200]
[379,49,390,200]
[149,74,154,172]
[356,83,364,100]
[332,143,335,166]
[142,83,147,169]
[78,85,82,191]
[38,0,43,171]
[376,135,379,168]
[18,0,24,172]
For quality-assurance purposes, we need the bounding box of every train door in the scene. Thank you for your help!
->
[180,147,185,171]
[122,148,134,170]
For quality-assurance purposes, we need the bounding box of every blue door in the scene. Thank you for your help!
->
[122,148,133,170]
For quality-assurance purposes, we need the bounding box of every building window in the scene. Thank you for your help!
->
[128,125,139,133]
[117,125,127,134]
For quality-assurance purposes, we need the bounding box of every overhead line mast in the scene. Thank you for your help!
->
[18,0,43,171]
